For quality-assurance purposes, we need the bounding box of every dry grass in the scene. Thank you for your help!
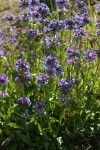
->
[0,0,19,17]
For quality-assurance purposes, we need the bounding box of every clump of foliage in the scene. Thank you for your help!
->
[0,0,100,149]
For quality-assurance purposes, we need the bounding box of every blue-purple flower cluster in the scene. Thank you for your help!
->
[44,55,63,77]
[37,74,49,86]
[19,0,40,7]
[19,1,50,23]
[73,27,88,40]
[33,101,45,114]
[58,78,73,94]
[0,90,8,98]
[96,4,100,14]
[15,58,31,85]
[0,50,4,56]
[95,19,100,35]
[45,19,64,34]
[83,50,97,63]
[3,14,15,21]
[66,45,80,64]
[17,97,31,108]
[41,35,61,48]
[28,28,40,40]
[0,74,9,98]
[0,31,3,43]
[58,76,78,105]
[76,0,89,15]
[0,74,9,86]
[55,0,70,9]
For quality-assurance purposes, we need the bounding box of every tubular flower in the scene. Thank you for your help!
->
[33,102,45,114]
[17,97,31,108]
[0,74,9,86]
[55,0,70,9]
[83,50,97,63]
[15,58,30,73]
[37,74,49,86]
[66,45,80,64]
[58,78,73,94]
[0,90,8,98]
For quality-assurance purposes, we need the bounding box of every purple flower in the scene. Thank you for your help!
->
[45,66,56,77]
[96,30,100,35]
[76,0,89,15]
[55,0,70,9]
[28,7,41,21]
[33,102,45,114]
[44,55,59,68]
[73,27,88,40]
[41,36,53,47]
[54,37,61,47]
[0,74,9,86]
[81,15,91,26]
[33,3,50,18]
[0,31,3,42]
[56,65,63,76]
[66,45,80,64]
[28,0,40,6]
[15,71,31,86]
[0,50,4,56]
[83,50,97,63]
[37,74,49,86]
[7,35,17,45]
[23,109,30,119]
[74,14,84,27]
[34,18,49,25]
[59,94,69,105]
[67,58,79,64]
[96,4,100,14]
[48,19,64,33]
[28,28,40,40]
[64,16,76,30]
[74,14,91,27]
[41,36,61,47]
[44,55,62,77]
[0,90,8,98]
[57,7,69,13]
[3,14,15,21]
[15,59,31,86]
[95,19,100,28]
[76,0,86,9]
[58,78,72,94]
[71,76,78,85]
[17,97,31,108]
[15,58,31,86]
[43,26,52,34]
[18,0,28,7]
[19,8,30,22]
[15,58,30,73]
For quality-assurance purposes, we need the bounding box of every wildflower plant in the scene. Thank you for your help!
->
[0,0,100,149]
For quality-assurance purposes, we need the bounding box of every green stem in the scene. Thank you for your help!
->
[92,58,100,92]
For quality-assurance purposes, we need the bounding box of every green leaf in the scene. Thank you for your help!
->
[7,107,14,117]
[29,117,34,123]
[7,123,24,130]
[38,123,43,134]
[1,137,10,146]
[16,132,33,146]
[0,129,2,134]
